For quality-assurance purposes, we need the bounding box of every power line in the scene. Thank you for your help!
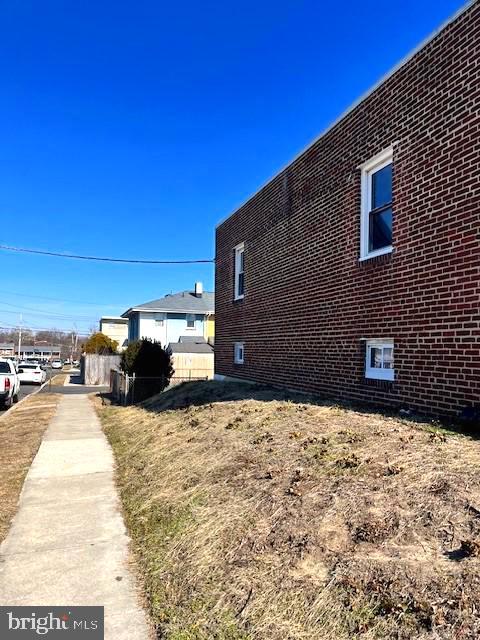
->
[0,244,214,264]
[0,301,97,322]
[0,322,89,336]
[0,288,122,307]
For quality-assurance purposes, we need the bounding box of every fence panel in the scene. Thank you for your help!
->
[82,354,121,386]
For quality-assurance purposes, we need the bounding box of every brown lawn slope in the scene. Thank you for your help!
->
[96,381,480,640]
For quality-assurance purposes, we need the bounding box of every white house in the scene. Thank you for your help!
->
[122,282,214,348]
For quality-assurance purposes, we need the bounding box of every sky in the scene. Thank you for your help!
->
[0,0,465,334]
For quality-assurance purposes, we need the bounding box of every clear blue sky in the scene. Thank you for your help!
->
[0,0,464,334]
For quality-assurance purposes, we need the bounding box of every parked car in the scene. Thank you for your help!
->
[51,360,63,369]
[0,359,20,408]
[17,363,47,385]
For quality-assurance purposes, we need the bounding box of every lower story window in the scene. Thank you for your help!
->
[365,340,394,381]
[234,342,244,365]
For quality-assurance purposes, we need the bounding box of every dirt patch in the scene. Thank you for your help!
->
[95,381,480,639]
[0,393,59,542]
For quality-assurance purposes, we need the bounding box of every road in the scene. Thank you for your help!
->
[19,368,63,402]
[1,368,61,414]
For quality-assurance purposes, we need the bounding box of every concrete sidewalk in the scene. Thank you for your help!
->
[0,394,150,639]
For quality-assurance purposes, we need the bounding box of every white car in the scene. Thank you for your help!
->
[17,363,47,385]
[51,360,63,370]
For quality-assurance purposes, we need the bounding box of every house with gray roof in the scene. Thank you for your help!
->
[122,282,215,348]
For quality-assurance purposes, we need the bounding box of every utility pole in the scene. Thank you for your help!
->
[72,323,78,363]
[17,314,22,361]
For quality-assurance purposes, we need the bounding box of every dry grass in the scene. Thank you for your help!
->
[49,372,68,386]
[95,381,480,640]
[0,393,59,542]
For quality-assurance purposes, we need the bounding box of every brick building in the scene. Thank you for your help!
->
[215,2,480,417]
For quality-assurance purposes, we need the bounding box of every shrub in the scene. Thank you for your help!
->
[121,338,174,402]
[84,332,119,354]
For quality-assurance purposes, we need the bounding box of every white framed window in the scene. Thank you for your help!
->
[365,340,394,381]
[155,315,164,327]
[234,243,245,300]
[186,314,196,329]
[360,148,393,260]
[234,342,245,365]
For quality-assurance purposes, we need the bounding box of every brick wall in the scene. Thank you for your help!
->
[215,3,480,417]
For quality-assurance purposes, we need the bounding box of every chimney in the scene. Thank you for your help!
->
[194,281,203,298]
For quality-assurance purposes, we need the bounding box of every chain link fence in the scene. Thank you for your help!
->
[110,370,211,405]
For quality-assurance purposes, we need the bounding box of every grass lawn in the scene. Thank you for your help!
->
[0,393,60,542]
[95,381,480,640]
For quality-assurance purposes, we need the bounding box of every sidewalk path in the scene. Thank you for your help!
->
[0,394,150,639]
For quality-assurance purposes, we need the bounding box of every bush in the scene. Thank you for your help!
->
[121,338,174,402]
[84,332,119,354]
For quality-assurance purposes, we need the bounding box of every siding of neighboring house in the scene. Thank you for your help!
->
[127,312,205,347]
[215,3,480,417]
[128,312,140,342]
[99,318,128,350]
[137,312,168,345]
[204,315,215,342]
[166,314,204,345]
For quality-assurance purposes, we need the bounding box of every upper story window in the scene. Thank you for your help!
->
[365,339,394,381]
[234,243,245,300]
[186,314,196,329]
[360,148,393,260]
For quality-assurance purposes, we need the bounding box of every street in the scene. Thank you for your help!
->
[1,368,59,414]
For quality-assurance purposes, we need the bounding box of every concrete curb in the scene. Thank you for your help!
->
[0,378,51,421]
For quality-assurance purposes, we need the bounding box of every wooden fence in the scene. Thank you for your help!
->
[171,353,214,380]
[81,354,121,386]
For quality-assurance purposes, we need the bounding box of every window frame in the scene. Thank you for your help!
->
[234,342,245,365]
[360,148,394,261]
[186,314,196,329]
[234,242,245,301]
[365,339,394,381]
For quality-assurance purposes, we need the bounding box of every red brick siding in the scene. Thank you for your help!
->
[215,3,480,416]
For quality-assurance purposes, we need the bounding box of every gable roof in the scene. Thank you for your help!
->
[167,340,214,354]
[122,290,214,317]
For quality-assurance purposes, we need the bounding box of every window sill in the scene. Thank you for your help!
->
[359,246,393,262]
[363,378,394,390]
[233,296,245,303]
[359,248,393,266]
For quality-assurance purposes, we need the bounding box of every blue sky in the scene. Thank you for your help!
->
[0,0,464,334]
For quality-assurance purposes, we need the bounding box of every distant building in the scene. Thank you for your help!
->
[99,317,128,351]
[122,282,215,348]
[0,343,15,358]
[18,345,61,361]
